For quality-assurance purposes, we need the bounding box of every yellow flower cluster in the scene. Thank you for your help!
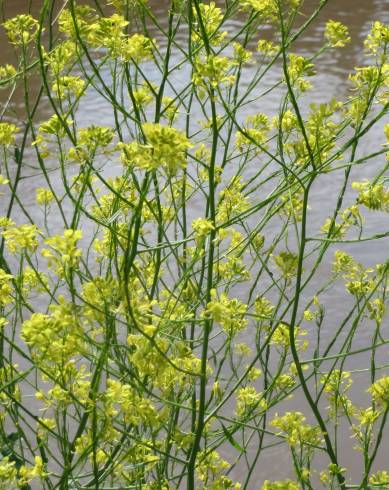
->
[257,39,278,58]
[127,332,203,393]
[119,123,191,174]
[33,114,71,157]
[332,250,379,298]
[193,54,236,94]
[104,379,159,426]
[36,187,54,205]
[271,411,322,447]
[236,113,270,151]
[262,480,300,490]
[364,21,389,56]
[192,217,215,242]
[205,289,248,336]
[369,376,389,406]
[280,187,305,222]
[2,14,38,45]
[0,457,18,487]
[240,0,300,21]
[369,470,389,487]
[44,40,77,75]
[1,224,40,254]
[273,251,299,280]
[82,276,120,324]
[21,299,84,366]
[52,75,85,100]
[217,177,250,222]
[216,228,249,282]
[59,7,154,63]
[321,370,354,416]
[287,54,315,92]
[197,450,241,490]
[36,362,91,409]
[18,456,47,487]
[269,323,308,352]
[236,385,263,416]
[20,266,48,296]
[192,2,227,46]
[0,122,18,146]
[352,180,389,211]
[347,64,388,122]
[37,114,69,137]
[120,33,154,63]
[0,64,17,82]
[324,20,351,48]
[41,229,83,276]
[58,6,99,41]
[72,125,115,160]
[254,296,275,318]
[0,269,13,307]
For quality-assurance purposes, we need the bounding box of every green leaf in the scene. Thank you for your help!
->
[221,423,246,453]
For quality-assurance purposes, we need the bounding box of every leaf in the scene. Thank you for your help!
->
[221,423,246,453]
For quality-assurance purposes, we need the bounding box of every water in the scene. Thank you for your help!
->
[1,0,389,487]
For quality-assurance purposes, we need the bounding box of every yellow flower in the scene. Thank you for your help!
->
[192,217,215,241]
[273,251,299,280]
[133,83,155,108]
[119,123,191,174]
[369,470,389,487]
[120,33,154,62]
[196,450,230,483]
[0,122,19,146]
[205,289,248,336]
[192,2,227,46]
[58,6,98,40]
[52,75,85,99]
[41,229,83,276]
[352,180,389,211]
[77,125,115,152]
[0,64,17,81]
[262,480,300,490]
[105,379,159,426]
[216,177,250,222]
[44,40,77,74]
[36,188,54,205]
[271,411,322,447]
[240,0,300,21]
[257,39,278,57]
[236,386,263,416]
[254,296,275,318]
[21,303,84,365]
[270,323,308,351]
[18,456,47,486]
[0,457,17,486]
[21,266,49,295]
[324,20,351,48]
[286,54,315,92]
[193,54,236,94]
[1,224,40,254]
[0,175,9,186]
[3,14,39,44]
[369,376,389,406]
[364,21,389,55]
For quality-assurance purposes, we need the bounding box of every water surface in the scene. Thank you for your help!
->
[1,0,389,486]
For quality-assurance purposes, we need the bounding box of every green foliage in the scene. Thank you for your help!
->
[0,0,388,489]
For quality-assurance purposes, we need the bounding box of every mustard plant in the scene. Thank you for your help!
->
[0,1,388,489]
